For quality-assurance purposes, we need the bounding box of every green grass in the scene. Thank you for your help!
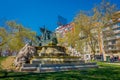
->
[0,57,120,80]
[0,57,7,62]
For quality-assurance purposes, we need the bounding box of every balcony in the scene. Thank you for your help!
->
[113,30,120,34]
[105,37,116,40]
[103,27,110,31]
[107,42,116,45]
[104,36,120,41]
[108,42,112,45]
[116,36,120,39]
[105,47,120,51]
[112,25,120,29]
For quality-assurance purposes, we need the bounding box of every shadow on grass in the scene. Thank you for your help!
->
[0,63,120,80]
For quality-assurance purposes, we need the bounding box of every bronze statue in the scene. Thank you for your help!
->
[36,26,58,46]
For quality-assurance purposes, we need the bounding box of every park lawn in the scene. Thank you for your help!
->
[0,57,7,69]
[0,57,7,63]
[0,58,120,80]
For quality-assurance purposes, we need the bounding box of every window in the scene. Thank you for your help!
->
[112,40,116,44]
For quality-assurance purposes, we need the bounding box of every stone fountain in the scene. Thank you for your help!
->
[14,27,98,72]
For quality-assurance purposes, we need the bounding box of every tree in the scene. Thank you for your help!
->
[6,21,36,51]
[74,11,98,58]
[0,28,8,46]
[64,30,75,47]
[0,21,36,52]
[92,0,117,60]
[73,0,117,60]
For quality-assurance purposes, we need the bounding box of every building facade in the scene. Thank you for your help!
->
[102,11,120,61]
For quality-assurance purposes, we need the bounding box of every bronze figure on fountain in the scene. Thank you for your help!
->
[36,26,58,46]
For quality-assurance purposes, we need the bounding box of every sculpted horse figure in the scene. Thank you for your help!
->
[14,43,37,68]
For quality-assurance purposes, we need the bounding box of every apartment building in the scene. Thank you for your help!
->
[79,11,120,61]
[55,23,74,38]
[101,11,120,61]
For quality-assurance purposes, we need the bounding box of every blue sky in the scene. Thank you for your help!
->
[0,0,120,34]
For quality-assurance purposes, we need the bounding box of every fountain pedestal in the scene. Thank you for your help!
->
[20,45,98,72]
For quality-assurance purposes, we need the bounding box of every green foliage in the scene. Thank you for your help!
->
[0,21,36,51]
[72,0,117,56]
[74,12,98,55]
[0,28,8,47]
